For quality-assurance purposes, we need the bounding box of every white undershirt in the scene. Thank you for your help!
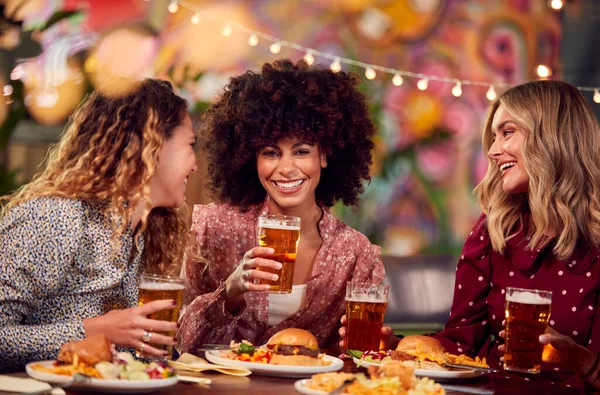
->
[267,284,307,326]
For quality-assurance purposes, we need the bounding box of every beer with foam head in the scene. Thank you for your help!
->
[345,282,389,352]
[503,287,552,374]
[256,215,301,294]
[137,273,185,357]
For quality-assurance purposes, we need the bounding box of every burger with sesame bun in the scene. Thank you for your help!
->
[266,328,322,366]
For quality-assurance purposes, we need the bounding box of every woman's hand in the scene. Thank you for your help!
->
[224,247,281,311]
[498,324,596,376]
[83,299,178,358]
[337,314,400,358]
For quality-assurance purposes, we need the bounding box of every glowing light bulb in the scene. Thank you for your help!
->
[486,85,497,101]
[269,41,281,54]
[303,52,315,65]
[330,58,341,73]
[221,24,232,36]
[191,12,200,25]
[417,78,428,91]
[248,34,259,46]
[392,73,403,87]
[537,64,551,78]
[451,81,463,97]
[365,66,376,80]
[593,89,600,104]
[167,1,179,13]
[550,0,563,10]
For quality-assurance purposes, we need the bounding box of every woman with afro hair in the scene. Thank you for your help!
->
[178,59,384,353]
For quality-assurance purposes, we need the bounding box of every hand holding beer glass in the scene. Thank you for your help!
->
[503,287,552,373]
[137,273,185,358]
[345,282,389,352]
[255,214,301,294]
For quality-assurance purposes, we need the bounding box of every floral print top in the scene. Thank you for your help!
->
[178,200,384,354]
[433,213,600,389]
[0,197,144,372]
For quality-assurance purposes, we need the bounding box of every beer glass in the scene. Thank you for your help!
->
[256,214,301,294]
[345,282,389,352]
[137,273,185,358]
[503,287,552,374]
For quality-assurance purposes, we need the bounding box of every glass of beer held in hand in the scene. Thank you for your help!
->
[345,282,389,352]
[137,273,185,358]
[256,214,301,294]
[503,287,552,374]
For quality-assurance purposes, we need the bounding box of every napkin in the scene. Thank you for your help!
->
[168,353,252,376]
[0,375,66,394]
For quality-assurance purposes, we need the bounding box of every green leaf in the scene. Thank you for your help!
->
[347,350,363,359]
[233,343,256,356]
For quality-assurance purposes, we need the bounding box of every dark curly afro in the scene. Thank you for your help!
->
[201,58,376,211]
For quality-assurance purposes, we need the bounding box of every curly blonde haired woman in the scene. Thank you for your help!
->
[0,79,197,371]
[340,80,600,390]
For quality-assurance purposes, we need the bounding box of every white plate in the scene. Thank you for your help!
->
[204,350,343,378]
[26,360,179,393]
[351,357,489,380]
[294,379,327,394]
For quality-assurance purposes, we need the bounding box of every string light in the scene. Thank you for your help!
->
[167,0,179,13]
[303,51,315,65]
[549,0,563,10]
[269,41,281,54]
[417,78,428,91]
[392,73,403,87]
[220,24,232,37]
[537,64,551,78]
[486,85,497,101]
[330,57,341,73]
[247,34,259,46]
[451,81,463,97]
[364,66,376,80]
[163,0,600,104]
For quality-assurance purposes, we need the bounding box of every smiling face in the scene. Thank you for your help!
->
[256,138,327,214]
[488,105,529,195]
[149,114,198,208]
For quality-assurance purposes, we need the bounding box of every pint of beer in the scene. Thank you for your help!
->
[503,287,552,374]
[256,215,301,294]
[345,282,389,352]
[137,273,185,358]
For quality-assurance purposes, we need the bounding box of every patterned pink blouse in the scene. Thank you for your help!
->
[433,213,600,388]
[178,200,384,354]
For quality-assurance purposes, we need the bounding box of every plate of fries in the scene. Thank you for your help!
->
[26,359,178,393]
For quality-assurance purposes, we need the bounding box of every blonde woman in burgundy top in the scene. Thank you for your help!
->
[340,81,600,390]
[178,59,384,354]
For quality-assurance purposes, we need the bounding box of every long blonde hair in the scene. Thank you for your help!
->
[1,79,192,273]
[475,80,600,261]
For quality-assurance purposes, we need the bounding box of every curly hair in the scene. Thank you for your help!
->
[1,79,192,273]
[475,80,600,261]
[201,59,376,211]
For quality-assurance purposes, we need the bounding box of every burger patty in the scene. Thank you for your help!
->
[390,350,416,361]
[271,345,319,357]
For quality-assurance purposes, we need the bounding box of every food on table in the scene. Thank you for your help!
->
[393,335,488,370]
[308,365,445,395]
[31,335,175,380]
[266,328,325,366]
[225,328,331,366]
[226,340,273,363]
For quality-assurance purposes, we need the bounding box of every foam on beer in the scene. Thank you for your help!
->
[258,218,301,230]
[139,282,185,290]
[506,291,551,305]
[345,295,388,303]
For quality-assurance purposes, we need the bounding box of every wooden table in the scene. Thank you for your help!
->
[3,360,584,395]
